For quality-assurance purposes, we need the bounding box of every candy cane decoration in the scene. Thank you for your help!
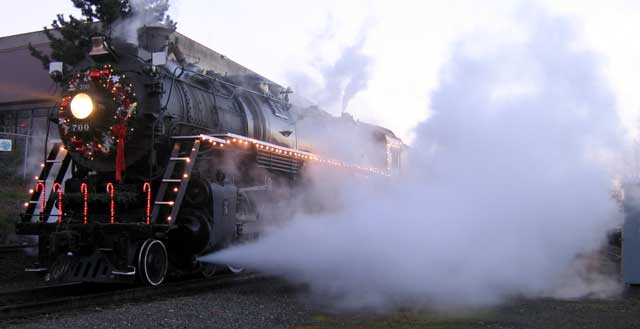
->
[80,183,88,225]
[52,183,63,223]
[35,182,45,222]
[106,182,115,224]
[143,182,151,225]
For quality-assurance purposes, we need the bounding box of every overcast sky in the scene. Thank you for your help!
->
[3,0,640,143]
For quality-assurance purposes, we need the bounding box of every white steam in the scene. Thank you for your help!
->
[111,0,174,44]
[201,9,623,309]
[287,21,373,115]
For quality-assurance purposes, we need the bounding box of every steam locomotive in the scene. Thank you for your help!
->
[16,26,404,285]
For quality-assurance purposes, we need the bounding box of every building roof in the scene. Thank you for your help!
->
[0,29,276,111]
[0,31,58,109]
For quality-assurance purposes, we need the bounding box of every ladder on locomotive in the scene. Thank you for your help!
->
[150,136,201,224]
[23,142,71,222]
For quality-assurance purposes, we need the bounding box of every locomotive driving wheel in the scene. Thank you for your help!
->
[227,265,245,274]
[137,239,168,286]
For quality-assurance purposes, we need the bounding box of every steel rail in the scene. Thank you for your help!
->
[0,244,38,253]
[0,273,265,320]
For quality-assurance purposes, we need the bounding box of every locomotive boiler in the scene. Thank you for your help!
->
[16,26,403,285]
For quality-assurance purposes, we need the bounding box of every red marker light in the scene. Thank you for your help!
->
[89,70,101,78]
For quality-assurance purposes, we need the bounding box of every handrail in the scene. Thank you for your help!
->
[52,183,63,223]
[80,183,88,225]
[143,182,151,225]
[106,183,115,224]
[35,182,45,222]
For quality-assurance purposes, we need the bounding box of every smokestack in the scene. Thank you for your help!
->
[137,25,172,53]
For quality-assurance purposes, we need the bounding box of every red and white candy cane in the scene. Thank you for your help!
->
[52,182,63,223]
[106,182,115,224]
[143,182,151,225]
[35,182,45,222]
[80,183,88,225]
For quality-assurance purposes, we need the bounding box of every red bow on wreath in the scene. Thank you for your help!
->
[111,123,127,182]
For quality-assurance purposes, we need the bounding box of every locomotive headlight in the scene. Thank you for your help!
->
[70,93,94,119]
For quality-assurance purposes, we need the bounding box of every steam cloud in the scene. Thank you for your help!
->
[111,0,175,44]
[201,9,624,309]
[287,21,373,115]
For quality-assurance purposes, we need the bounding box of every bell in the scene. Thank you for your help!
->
[89,36,114,61]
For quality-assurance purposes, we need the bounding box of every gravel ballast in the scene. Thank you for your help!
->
[3,277,640,329]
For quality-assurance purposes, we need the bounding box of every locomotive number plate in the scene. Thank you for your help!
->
[71,123,91,132]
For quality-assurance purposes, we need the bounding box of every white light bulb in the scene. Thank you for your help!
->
[70,93,94,119]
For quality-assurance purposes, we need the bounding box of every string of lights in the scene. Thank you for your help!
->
[198,133,391,176]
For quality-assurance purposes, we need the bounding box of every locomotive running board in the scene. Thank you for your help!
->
[203,133,309,174]
[200,133,390,176]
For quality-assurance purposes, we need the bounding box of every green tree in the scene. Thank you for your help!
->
[29,0,176,69]
[29,0,130,68]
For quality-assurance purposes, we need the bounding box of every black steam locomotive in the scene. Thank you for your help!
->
[16,26,403,285]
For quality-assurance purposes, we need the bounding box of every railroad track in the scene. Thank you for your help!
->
[0,243,37,254]
[0,273,265,320]
[0,244,37,285]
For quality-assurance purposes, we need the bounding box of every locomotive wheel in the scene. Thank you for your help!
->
[137,239,168,286]
[227,265,245,274]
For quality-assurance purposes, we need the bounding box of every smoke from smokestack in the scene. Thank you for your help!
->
[287,20,373,115]
[111,0,176,44]
[201,8,624,310]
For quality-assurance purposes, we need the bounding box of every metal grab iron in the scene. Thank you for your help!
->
[80,183,88,225]
[106,183,115,224]
[143,182,151,225]
[52,183,63,223]
[35,182,45,222]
